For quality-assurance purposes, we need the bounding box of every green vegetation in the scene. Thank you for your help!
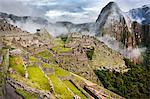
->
[16,88,37,99]
[27,66,51,91]
[36,50,56,64]
[57,47,72,53]
[95,58,150,98]
[86,47,94,60]
[51,38,72,54]
[42,63,70,77]
[9,55,25,76]
[55,67,71,77]
[143,49,150,70]
[59,34,68,43]
[54,38,64,47]
[48,74,73,98]
[29,56,39,63]
[42,63,54,68]
[51,46,72,54]
[63,80,87,99]
[37,50,51,59]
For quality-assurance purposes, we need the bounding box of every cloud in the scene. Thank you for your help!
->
[0,0,150,23]
[0,0,46,17]
[98,35,147,60]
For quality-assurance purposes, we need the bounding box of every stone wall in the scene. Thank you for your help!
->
[7,78,53,99]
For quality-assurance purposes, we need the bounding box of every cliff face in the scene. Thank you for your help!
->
[142,24,150,47]
[95,2,133,49]
[130,21,150,48]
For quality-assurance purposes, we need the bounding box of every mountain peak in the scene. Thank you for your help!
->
[96,2,122,23]
[107,1,118,6]
[104,2,119,10]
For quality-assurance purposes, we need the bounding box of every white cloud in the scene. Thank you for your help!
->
[0,0,150,23]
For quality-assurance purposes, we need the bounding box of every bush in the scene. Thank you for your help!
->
[86,47,94,60]
[59,34,68,43]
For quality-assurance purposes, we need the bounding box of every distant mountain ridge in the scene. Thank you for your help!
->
[128,4,150,24]
[0,12,95,36]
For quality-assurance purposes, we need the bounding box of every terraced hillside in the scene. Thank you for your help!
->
[0,19,125,98]
[0,48,124,99]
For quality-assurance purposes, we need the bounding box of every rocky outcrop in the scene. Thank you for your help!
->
[141,24,150,47]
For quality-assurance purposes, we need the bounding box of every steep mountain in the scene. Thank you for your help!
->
[95,2,133,49]
[128,4,150,24]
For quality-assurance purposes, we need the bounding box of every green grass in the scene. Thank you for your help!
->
[36,50,57,64]
[16,88,37,99]
[42,63,53,68]
[27,66,50,91]
[37,50,51,59]
[63,80,87,99]
[51,38,64,52]
[48,74,73,98]
[73,76,83,83]
[54,38,64,46]
[29,56,39,63]
[42,63,71,77]
[51,46,72,54]
[9,56,25,76]
[54,67,71,77]
[57,48,72,53]
[42,63,70,77]
[51,46,62,52]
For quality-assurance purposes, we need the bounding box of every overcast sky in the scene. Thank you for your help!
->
[0,0,149,23]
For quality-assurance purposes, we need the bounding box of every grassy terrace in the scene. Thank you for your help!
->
[42,63,88,99]
[63,80,87,99]
[8,53,89,98]
[48,74,73,98]
[54,67,71,77]
[9,55,51,92]
[37,50,50,59]
[27,66,50,91]
[57,47,72,53]
[29,56,39,63]
[36,50,57,64]
[51,38,72,54]
[9,55,25,76]
[42,63,71,77]
[16,88,37,99]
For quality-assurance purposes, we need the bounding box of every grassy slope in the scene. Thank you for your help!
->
[48,74,73,98]
[9,55,25,76]
[63,80,87,99]
[42,63,87,99]
[27,66,50,91]
[15,88,37,99]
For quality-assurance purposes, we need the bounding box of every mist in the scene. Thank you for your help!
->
[98,35,147,60]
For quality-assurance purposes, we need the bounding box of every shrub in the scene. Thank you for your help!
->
[86,47,94,60]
